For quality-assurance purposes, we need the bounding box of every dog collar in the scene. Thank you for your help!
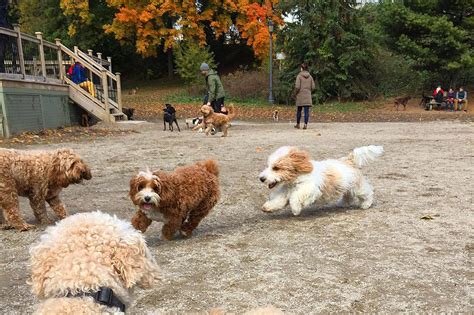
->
[66,287,125,312]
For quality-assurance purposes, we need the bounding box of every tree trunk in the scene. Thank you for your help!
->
[167,47,173,78]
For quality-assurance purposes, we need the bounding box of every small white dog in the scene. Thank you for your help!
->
[259,145,384,215]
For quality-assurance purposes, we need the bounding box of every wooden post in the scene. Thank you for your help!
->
[13,24,26,78]
[97,53,102,66]
[101,69,111,122]
[116,72,123,114]
[87,51,93,83]
[107,56,113,88]
[55,38,64,81]
[32,56,37,76]
[35,32,47,80]
[107,56,112,73]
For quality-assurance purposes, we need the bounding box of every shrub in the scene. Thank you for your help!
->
[184,70,270,103]
[174,41,217,84]
[369,50,423,97]
[221,70,268,101]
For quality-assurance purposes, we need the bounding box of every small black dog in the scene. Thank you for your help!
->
[163,103,180,132]
[122,107,135,120]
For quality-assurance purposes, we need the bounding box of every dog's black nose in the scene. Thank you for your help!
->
[144,196,151,202]
[259,176,266,183]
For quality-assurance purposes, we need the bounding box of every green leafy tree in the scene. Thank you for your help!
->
[18,0,68,42]
[277,0,375,101]
[15,0,147,76]
[174,41,217,84]
[377,0,474,86]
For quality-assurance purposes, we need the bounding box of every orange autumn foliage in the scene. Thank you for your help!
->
[99,0,283,59]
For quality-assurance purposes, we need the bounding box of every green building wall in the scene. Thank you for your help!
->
[0,79,83,138]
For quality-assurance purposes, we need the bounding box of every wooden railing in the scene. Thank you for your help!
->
[0,25,124,121]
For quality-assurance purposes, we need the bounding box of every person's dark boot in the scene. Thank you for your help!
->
[303,124,307,129]
[294,123,300,129]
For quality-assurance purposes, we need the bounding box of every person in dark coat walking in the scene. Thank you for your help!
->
[294,63,315,129]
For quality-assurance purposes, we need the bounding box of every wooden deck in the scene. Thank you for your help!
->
[0,25,126,137]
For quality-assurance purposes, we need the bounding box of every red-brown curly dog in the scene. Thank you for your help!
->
[129,160,220,240]
[0,148,92,231]
[192,104,236,137]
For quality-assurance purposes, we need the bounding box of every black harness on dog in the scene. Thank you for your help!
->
[66,287,125,312]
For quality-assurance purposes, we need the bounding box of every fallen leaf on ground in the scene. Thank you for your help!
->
[421,215,435,220]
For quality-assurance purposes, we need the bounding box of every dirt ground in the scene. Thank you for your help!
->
[0,120,473,314]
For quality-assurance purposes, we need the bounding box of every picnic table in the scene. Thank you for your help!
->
[424,95,445,111]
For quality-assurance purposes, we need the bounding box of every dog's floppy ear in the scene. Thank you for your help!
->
[51,148,88,186]
[152,176,162,194]
[29,241,54,298]
[111,234,161,288]
[129,175,140,200]
[288,149,313,174]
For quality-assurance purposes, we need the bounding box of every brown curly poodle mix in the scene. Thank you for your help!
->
[129,160,220,240]
[193,104,236,137]
[0,148,91,231]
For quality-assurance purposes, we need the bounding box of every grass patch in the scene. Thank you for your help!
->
[124,80,384,113]
[165,93,202,104]
[165,92,271,107]
[164,93,377,112]
[314,102,367,113]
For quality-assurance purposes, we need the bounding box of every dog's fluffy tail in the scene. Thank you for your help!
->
[347,145,384,168]
[199,160,219,177]
[227,104,236,120]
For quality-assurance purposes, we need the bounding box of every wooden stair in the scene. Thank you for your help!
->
[0,25,127,123]
[58,42,127,122]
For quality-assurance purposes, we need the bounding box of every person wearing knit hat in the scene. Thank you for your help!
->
[200,62,226,114]
[200,63,210,72]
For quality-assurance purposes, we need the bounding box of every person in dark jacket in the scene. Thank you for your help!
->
[294,63,315,129]
[433,85,444,103]
[446,88,455,111]
[70,62,87,84]
[455,87,468,111]
[70,61,95,97]
[200,62,226,114]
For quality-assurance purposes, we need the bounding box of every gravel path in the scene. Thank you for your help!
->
[1,120,473,314]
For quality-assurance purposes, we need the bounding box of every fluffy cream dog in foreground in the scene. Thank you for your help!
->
[259,145,384,215]
[30,211,160,314]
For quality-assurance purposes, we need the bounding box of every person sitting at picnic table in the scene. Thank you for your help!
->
[70,61,96,98]
[455,87,468,112]
[446,88,455,111]
[433,85,444,103]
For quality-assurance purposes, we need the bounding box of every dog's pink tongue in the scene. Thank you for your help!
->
[142,203,152,210]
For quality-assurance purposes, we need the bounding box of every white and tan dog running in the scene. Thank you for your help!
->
[259,145,384,215]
